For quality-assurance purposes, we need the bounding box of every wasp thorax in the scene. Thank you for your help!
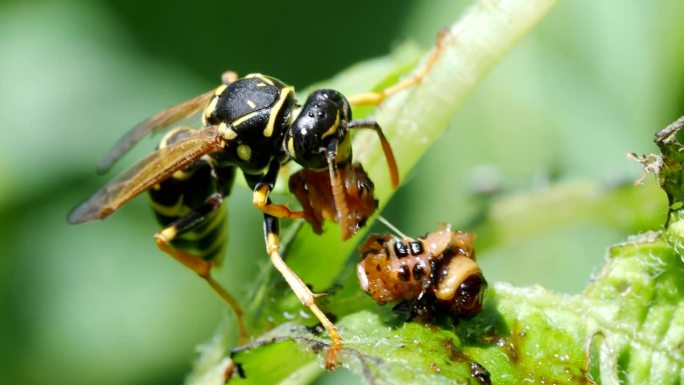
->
[287,89,352,169]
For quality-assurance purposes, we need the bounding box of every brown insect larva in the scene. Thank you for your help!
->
[357,223,486,318]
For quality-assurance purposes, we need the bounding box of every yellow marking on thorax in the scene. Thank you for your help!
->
[320,111,340,140]
[219,122,238,140]
[246,73,274,85]
[237,144,252,161]
[214,84,228,96]
[264,86,294,138]
[247,100,257,109]
[232,110,261,128]
[204,96,219,119]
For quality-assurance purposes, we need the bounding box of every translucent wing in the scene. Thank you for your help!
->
[69,125,224,224]
[96,90,215,174]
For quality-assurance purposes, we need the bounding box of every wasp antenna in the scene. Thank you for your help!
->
[347,120,399,188]
[377,216,409,239]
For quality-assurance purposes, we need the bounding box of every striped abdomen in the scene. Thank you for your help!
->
[148,127,228,264]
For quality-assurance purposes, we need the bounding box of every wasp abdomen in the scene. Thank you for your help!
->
[148,127,229,263]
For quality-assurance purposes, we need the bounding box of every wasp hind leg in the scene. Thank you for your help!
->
[154,193,249,344]
[347,30,447,107]
[262,214,343,370]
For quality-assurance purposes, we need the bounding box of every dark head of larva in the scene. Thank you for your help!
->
[450,274,487,316]
[286,89,352,170]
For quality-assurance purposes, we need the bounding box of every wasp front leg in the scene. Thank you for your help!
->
[261,214,343,370]
[154,193,249,343]
[221,70,239,85]
[347,30,447,107]
[248,159,305,219]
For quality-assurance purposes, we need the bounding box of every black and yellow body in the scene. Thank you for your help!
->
[148,127,233,264]
[204,74,295,174]
[68,32,446,372]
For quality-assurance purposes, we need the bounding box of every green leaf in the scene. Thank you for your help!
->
[232,314,490,385]
[226,207,683,385]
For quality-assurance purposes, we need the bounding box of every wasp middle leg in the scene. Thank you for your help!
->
[246,168,342,369]
[249,159,306,219]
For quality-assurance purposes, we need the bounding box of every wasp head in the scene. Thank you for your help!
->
[287,89,352,169]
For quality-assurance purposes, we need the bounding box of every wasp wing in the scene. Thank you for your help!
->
[96,90,215,174]
[69,125,224,224]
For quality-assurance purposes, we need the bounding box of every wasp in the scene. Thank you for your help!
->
[357,223,487,320]
[68,33,447,369]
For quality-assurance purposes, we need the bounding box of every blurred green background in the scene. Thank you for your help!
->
[0,0,682,384]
